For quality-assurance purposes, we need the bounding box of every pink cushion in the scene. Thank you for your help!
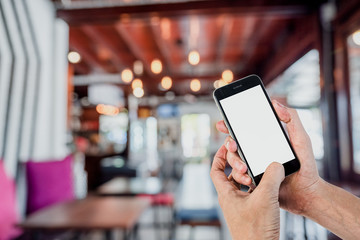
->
[138,193,174,206]
[0,160,20,240]
[26,155,74,214]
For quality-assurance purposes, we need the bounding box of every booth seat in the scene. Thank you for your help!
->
[0,160,21,240]
[26,155,75,214]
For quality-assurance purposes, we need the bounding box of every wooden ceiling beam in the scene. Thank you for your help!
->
[261,17,316,84]
[57,0,318,25]
[81,25,130,71]
[70,27,115,73]
[238,18,282,73]
[198,15,226,63]
[115,21,163,76]
[72,61,91,75]
[243,19,289,78]
[215,15,235,65]
[150,18,182,74]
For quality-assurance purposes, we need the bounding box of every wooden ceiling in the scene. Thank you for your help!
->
[54,0,325,96]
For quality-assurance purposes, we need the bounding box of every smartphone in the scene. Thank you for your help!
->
[213,74,300,186]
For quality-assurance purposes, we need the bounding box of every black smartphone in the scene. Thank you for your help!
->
[213,74,300,186]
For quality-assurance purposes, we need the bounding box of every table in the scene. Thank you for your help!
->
[19,196,150,240]
[97,177,162,196]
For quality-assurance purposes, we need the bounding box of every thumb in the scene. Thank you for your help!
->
[255,162,285,196]
[272,100,310,147]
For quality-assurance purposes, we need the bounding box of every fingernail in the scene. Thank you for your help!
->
[226,141,230,150]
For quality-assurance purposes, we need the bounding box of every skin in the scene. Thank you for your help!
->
[215,100,360,239]
[211,146,285,240]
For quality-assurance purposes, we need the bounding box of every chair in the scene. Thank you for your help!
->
[176,207,222,240]
[26,155,75,214]
[0,159,21,240]
[138,193,175,240]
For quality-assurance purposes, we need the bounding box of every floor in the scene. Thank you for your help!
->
[56,207,327,240]
[26,163,329,240]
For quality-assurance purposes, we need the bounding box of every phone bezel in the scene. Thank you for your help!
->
[213,74,300,186]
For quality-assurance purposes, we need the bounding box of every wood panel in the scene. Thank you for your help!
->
[57,0,315,25]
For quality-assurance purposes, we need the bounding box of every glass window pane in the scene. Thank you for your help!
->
[181,114,210,160]
[348,32,360,173]
[267,50,324,162]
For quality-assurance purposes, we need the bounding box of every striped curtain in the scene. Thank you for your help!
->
[0,0,69,214]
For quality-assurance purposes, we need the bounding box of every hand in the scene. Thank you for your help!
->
[211,145,285,240]
[216,100,321,215]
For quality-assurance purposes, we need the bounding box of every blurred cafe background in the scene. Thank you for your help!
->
[1,0,360,239]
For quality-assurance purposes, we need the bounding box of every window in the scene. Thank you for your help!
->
[348,31,360,173]
[181,114,210,160]
[99,112,128,154]
[267,50,324,162]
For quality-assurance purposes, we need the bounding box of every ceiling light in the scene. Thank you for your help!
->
[353,30,360,46]
[213,79,227,88]
[131,78,143,89]
[121,68,133,83]
[151,59,162,74]
[161,76,172,90]
[188,50,200,65]
[68,51,81,64]
[222,69,233,83]
[133,87,144,98]
[133,60,144,75]
[190,79,201,92]
[219,79,227,87]
[96,104,119,116]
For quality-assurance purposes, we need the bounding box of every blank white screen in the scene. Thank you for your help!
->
[220,85,294,176]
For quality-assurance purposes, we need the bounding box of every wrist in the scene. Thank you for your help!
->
[301,177,326,217]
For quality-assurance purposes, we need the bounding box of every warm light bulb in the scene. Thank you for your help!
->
[188,50,200,65]
[353,30,360,46]
[151,59,162,74]
[96,104,119,116]
[190,79,201,92]
[133,87,144,98]
[121,68,133,83]
[161,76,172,90]
[222,69,233,83]
[68,51,81,64]
[131,78,143,89]
[219,79,227,87]
[133,60,143,75]
[214,79,227,88]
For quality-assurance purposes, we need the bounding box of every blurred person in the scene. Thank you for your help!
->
[211,100,360,240]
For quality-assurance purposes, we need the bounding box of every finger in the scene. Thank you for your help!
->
[216,120,229,134]
[231,169,252,186]
[272,100,311,148]
[255,162,285,196]
[228,173,242,189]
[226,150,247,173]
[210,145,237,195]
[224,136,237,153]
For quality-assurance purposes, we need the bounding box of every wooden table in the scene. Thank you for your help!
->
[19,196,150,240]
[97,177,162,196]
